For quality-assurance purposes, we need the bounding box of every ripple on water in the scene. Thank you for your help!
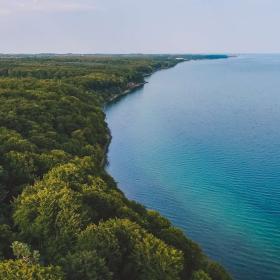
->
[106,55,280,280]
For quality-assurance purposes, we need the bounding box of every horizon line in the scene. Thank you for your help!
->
[1,52,280,56]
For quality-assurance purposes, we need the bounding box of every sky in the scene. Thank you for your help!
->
[0,0,279,54]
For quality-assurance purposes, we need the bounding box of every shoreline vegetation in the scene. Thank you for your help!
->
[106,81,147,104]
[0,54,232,280]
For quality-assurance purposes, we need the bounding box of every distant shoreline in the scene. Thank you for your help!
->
[104,54,230,107]
[102,54,230,167]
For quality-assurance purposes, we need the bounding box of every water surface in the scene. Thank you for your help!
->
[106,55,280,280]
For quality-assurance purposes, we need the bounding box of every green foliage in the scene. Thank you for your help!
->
[0,224,14,259]
[61,250,112,280]
[0,241,64,279]
[77,219,184,280]
[13,184,88,261]
[0,259,64,280]
[11,241,40,264]
[206,262,232,280]
[156,226,205,277]
[191,270,212,280]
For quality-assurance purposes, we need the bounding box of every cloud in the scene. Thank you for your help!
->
[0,0,96,15]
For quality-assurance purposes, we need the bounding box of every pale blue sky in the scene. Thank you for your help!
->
[0,0,279,54]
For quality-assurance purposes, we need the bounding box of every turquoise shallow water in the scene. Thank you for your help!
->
[105,55,280,280]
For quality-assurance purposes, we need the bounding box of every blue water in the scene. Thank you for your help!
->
[105,55,280,280]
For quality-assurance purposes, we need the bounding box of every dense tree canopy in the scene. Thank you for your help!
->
[0,54,231,279]
[0,241,64,279]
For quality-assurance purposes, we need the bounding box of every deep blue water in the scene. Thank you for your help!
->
[105,55,280,280]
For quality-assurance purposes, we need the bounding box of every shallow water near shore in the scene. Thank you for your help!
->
[105,55,280,280]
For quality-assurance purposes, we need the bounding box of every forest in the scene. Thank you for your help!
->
[0,54,231,280]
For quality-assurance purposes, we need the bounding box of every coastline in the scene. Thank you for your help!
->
[0,54,233,280]
[101,60,185,168]
[106,82,147,105]
[102,56,235,279]
[102,55,231,168]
